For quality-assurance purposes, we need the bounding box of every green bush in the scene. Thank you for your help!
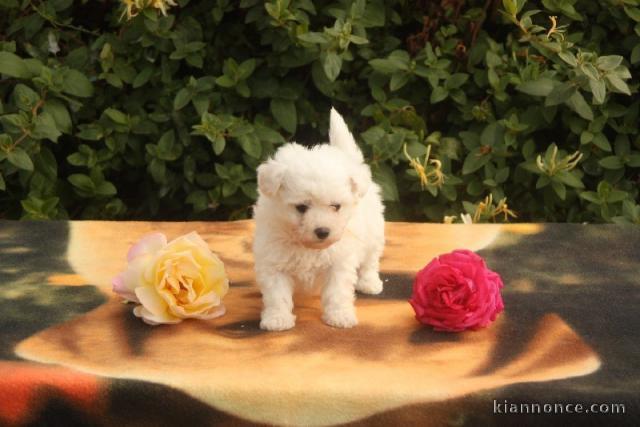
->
[0,0,639,223]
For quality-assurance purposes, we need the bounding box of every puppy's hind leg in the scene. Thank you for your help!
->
[258,271,296,331]
[355,246,383,295]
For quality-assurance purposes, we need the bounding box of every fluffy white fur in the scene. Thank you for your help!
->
[253,108,385,331]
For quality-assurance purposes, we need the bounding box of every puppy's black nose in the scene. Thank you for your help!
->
[314,227,330,240]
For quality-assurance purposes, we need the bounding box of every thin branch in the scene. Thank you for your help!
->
[29,1,99,36]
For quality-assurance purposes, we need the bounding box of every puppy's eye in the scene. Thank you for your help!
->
[295,204,309,214]
[331,204,341,211]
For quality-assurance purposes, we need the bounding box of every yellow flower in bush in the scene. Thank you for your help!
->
[112,232,229,325]
[120,0,177,20]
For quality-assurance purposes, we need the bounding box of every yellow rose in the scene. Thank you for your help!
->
[112,231,229,325]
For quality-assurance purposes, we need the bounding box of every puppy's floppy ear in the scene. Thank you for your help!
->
[350,164,372,199]
[329,107,364,163]
[257,159,286,197]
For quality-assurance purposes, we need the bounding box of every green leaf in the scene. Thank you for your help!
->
[580,191,600,204]
[480,122,505,147]
[606,74,631,95]
[599,156,624,170]
[104,108,128,125]
[186,190,208,212]
[0,172,4,191]
[589,79,606,105]
[627,154,640,167]
[148,158,166,183]
[105,73,123,88]
[212,135,225,155]
[372,164,399,201]
[552,180,566,200]
[236,81,251,97]
[237,59,256,80]
[174,88,193,111]
[68,173,95,192]
[133,67,154,88]
[555,171,584,189]
[113,61,136,84]
[615,135,630,156]
[624,6,640,22]
[607,190,628,204]
[323,51,342,82]
[502,0,518,15]
[7,148,33,171]
[522,139,536,158]
[446,73,469,89]
[517,78,555,97]
[430,86,448,104]
[390,72,409,91]
[596,55,623,71]
[62,69,94,97]
[42,99,72,134]
[36,148,59,178]
[0,52,29,78]
[270,98,297,133]
[546,83,576,106]
[76,124,103,141]
[462,148,490,175]
[67,151,86,166]
[237,133,262,158]
[566,91,593,120]
[95,181,117,196]
[254,123,285,144]
[349,35,368,45]
[592,133,612,151]
[215,75,235,88]
[191,94,210,116]
[13,84,40,111]
[362,0,385,27]
[156,130,182,161]
[558,51,577,67]
[579,63,599,81]
[369,58,398,74]
[22,59,44,78]
[298,32,328,44]
[580,131,593,145]
[536,175,550,189]
[388,50,409,70]
[631,44,640,65]
[32,112,62,142]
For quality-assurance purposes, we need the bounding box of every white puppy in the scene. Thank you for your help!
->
[253,108,385,331]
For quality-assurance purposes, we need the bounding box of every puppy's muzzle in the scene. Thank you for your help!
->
[314,227,330,240]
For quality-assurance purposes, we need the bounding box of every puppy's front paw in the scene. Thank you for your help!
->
[356,273,383,295]
[322,307,358,328]
[260,311,296,331]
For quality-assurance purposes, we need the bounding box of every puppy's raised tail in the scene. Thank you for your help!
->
[329,107,364,163]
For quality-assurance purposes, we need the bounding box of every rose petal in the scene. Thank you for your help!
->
[133,305,181,325]
[112,273,139,303]
[180,303,226,320]
[127,233,167,262]
[181,231,211,251]
[134,286,171,319]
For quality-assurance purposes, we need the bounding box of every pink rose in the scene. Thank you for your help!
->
[409,249,504,332]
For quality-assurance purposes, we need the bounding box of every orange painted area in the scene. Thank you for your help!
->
[47,274,87,286]
[0,361,105,426]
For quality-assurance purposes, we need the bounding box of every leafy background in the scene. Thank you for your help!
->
[0,0,638,223]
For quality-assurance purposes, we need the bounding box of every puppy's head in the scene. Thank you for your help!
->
[257,143,371,250]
